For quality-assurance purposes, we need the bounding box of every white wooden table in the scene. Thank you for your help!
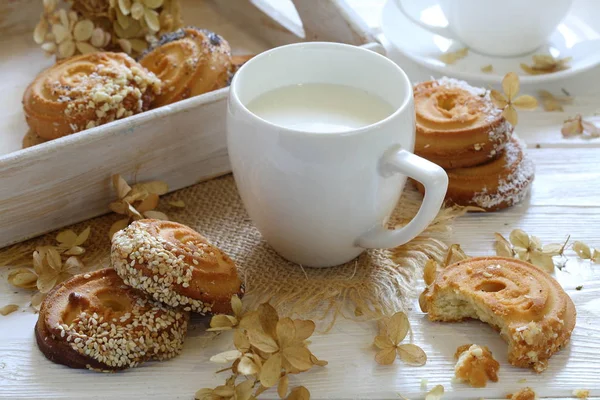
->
[1,1,599,399]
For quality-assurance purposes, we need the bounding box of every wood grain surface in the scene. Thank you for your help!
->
[1,0,599,399]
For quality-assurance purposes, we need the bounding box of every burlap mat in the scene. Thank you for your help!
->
[1,174,466,327]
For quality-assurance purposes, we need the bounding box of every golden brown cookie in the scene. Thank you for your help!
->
[414,78,511,169]
[23,52,161,140]
[421,256,576,372]
[111,219,244,314]
[415,136,534,211]
[35,268,189,371]
[139,27,232,107]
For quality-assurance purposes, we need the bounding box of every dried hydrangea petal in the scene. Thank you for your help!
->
[375,347,397,365]
[0,304,19,316]
[397,343,427,366]
[490,90,508,109]
[286,386,310,400]
[90,27,107,47]
[573,241,592,259]
[513,95,538,110]
[426,384,444,400]
[34,19,49,44]
[52,23,70,44]
[118,0,132,15]
[131,2,145,19]
[209,350,241,364]
[502,72,520,99]
[41,42,57,54]
[168,199,186,208]
[144,8,160,32]
[259,352,282,387]
[494,233,514,257]
[142,210,169,220]
[43,0,57,13]
[58,40,76,58]
[8,268,38,289]
[73,19,94,41]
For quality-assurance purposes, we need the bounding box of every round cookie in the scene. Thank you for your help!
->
[139,27,232,107]
[22,52,160,140]
[111,219,244,314]
[414,78,512,169]
[421,256,576,372]
[415,136,534,211]
[35,268,189,371]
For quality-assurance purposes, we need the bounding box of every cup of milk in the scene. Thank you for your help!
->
[227,42,448,268]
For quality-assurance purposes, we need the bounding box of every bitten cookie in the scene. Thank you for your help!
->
[421,257,576,372]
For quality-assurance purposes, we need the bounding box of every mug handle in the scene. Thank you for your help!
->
[356,147,448,249]
[393,0,459,41]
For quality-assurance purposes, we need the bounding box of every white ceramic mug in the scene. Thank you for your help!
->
[395,0,573,57]
[227,42,448,268]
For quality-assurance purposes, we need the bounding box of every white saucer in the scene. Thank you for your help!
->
[381,0,600,84]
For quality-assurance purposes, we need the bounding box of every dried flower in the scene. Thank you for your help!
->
[521,54,571,75]
[572,241,600,263]
[490,72,538,126]
[423,244,469,286]
[116,0,162,32]
[561,115,600,139]
[425,384,444,400]
[56,226,90,255]
[480,65,493,73]
[374,312,426,366]
[439,48,468,65]
[168,199,185,208]
[34,0,182,59]
[0,304,19,316]
[7,227,90,304]
[494,230,568,272]
[34,247,83,293]
[200,297,326,399]
[35,7,104,59]
[208,295,243,332]
[109,174,169,238]
[538,89,572,112]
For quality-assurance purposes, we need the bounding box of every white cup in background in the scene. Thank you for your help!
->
[395,0,573,57]
[227,43,448,268]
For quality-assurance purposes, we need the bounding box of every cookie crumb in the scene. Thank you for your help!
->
[507,387,537,400]
[454,344,500,388]
[573,389,590,399]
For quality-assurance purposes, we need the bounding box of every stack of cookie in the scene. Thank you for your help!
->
[412,78,534,211]
[35,220,244,372]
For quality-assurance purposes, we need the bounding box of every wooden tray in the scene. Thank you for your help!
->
[0,0,382,248]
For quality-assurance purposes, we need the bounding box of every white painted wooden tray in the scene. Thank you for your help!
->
[0,0,381,248]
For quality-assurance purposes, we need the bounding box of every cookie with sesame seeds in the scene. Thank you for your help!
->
[111,219,244,315]
[139,27,232,107]
[35,268,189,371]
